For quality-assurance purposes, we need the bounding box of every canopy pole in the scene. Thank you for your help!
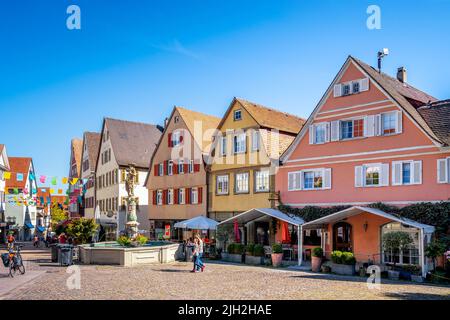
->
[420,228,426,278]
[298,224,303,266]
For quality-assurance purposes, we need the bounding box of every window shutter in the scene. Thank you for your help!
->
[164,161,168,175]
[360,78,369,92]
[173,162,178,174]
[380,163,390,186]
[168,133,172,147]
[324,123,330,142]
[375,114,382,136]
[184,163,189,173]
[154,164,158,176]
[364,115,375,137]
[298,172,304,190]
[330,121,340,141]
[186,188,191,204]
[412,161,422,185]
[437,159,448,183]
[198,187,203,204]
[180,134,184,143]
[194,163,200,172]
[153,191,157,205]
[396,111,403,133]
[162,190,167,205]
[392,161,402,185]
[355,166,363,187]
[323,168,332,189]
[333,84,342,97]
[288,173,294,191]
[309,125,315,144]
[174,189,179,204]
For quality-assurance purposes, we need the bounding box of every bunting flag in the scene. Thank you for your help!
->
[50,188,55,194]
[23,187,29,195]
[78,195,83,204]
[32,188,37,194]
[51,177,57,185]
[40,197,44,204]
[70,178,79,186]
[14,188,19,194]
[4,172,11,180]
[4,189,9,195]
[62,177,68,184]
[29,173,35,181]
[58,189,63,194]
[40,175,46,183]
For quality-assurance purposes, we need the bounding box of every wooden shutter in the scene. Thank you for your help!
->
[330,121,340,141]
[412,161,422,185]
[186,188,191,204]
[360,78,369,92]
[168,133,172,147]
[437,159,448,183]
[364,115,375,137]
[392,161,402,185]
[162,190,167,205]
[333,84,342,97]
[380,163,390,186]
[309,125,315,144]
[355,166,363,187]
[173,162,178,174]
[184,163,189,173]
[152,191,157,205]
[198,187,203,204]
[121,169,126,182]
[164,161,168,175]
[375,114,382,136]
[174,189,179,204]
[396,111,403,133]
[323,168,332,189]
[194,163,200,172]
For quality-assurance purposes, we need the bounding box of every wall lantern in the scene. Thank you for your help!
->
[363,221,369,232]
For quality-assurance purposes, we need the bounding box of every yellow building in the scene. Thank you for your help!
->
[208,98,305,222]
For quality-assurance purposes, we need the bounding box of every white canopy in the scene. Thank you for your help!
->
[218,208,305,227]
[174,216,219,230]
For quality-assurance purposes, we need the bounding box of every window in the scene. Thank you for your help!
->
[288,172,302,191]
[233,133,246,154]
[340,119,364,139]
[220,136,227,156]
[157,190,163,205]
[216,175,229,195]
[168,189,174,205]
[159,163,164,176]
[234,110,242,121]
[342,84,351,96]
[179,188,185,204]
[189,160,194,173]
[314,124,327,144]
[178,160,184,174]
[172,131,182,147]
[352,81,360,94]
[392,160,422,185]
[191,188,198,204]
[252,130,260,151]
[174,116,180,124]
[235,172,249,193]
[303,171,323,190]
[382,223,420,265]
[365,165,381,186]
[381,111,397,135]
[168,160,173,176]
[255,170,270,192]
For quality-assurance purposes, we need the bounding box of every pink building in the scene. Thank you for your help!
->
[277,56,449,275]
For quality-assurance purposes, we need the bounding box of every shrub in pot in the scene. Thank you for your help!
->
[245,244,255,256]
[329,251,356,276]
[311,247,323,272]
[402,264,423,282]
[245,244,264,265]
[271,243,283,267]
[253,245,264,257]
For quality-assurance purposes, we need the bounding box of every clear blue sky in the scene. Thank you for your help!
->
[1,0,449,183]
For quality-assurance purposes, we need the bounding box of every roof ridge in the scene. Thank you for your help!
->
[175,106,221,120]
[235,97,305,121]
[105,117,159,128]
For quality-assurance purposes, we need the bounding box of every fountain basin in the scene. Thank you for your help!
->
[79,241,182,267]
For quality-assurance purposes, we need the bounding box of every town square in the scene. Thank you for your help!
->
[0,0,449,308]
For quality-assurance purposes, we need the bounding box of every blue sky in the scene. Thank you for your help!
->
[1,0,450,186]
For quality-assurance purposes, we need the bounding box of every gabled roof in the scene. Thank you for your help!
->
[176,106,221,154]
[5,157,32,189]
[218,97,306,135]
[83,132,101,172]
[0,144,10,171]
[417,99,450,146]
[70,138,83,177]
[102,118,163,169]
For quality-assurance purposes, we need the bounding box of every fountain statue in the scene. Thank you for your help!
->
[125,164,139,239]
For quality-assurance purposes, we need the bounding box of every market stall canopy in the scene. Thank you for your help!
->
[174,216,219,230]
[218,208,305,227]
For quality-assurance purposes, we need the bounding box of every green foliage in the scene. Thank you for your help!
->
[117,235,132,247]
[227,243,235,254]
[312,247,323,258]
[278,205,351,222]
[401,264,421,276]
[382,231,413,252]
[253,244,264,257]
[272,243,282,254]
[65,218,98,244]
[50,203,68,230]
[331,251,343,264]
[135,234,148,246]
[234,244,245,254]
[342,252,356,265]
[245,244,255,256]
[426,240,447,259]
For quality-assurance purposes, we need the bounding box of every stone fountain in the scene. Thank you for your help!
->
[124,164,139,239]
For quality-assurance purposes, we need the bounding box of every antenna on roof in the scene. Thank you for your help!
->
[377,48,389,73]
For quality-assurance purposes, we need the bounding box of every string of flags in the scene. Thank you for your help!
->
[3,171,85,186]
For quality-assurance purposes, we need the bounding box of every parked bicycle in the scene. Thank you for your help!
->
[1,245,26,278]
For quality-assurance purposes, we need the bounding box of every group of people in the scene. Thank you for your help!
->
[186,234,206,273]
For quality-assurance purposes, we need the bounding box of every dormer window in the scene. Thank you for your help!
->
[334,78,369,97]
[352,81,360,93]
[342,84,351,96]
[234,110,242,121]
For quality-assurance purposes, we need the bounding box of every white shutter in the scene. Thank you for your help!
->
[360,78,369,92]
[324,122,330,142]
[355,166,363,187]
[298,172,304,190]
[364,115,375,137]
[412,161,422,185]
[375,114,382,136]
[437,159,448,183]
[288,172,295,191]
[331,121,340,141]
[309,125,315,145]
[333,84,342,97]
[380,163,390,186]
[392,161,402,185]
[396,111,403,133]
[323,168,332,189]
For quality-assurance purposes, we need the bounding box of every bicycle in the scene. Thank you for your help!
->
[8,245,25,278]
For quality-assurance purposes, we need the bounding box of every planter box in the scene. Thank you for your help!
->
[388,270,400,280]
[245,255,263,265]
[411,275,424,283]
[223,253,243,263]
[330,263,356,276]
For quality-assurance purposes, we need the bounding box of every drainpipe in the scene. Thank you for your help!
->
[298,224,303,266]
[420,228,426,278]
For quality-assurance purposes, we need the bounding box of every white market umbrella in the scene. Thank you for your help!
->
[174,216,219,231]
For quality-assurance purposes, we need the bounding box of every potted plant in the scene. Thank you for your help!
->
[227,243,244,263]
[245,244,264,265]
[329,251,356,275]
[382,231,413,280]
[271,243,283,267]
[425,240,446,272]
[402,265,423,283]
[311,247,323,272]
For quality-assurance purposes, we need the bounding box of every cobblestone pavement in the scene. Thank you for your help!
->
[2,245,450,300]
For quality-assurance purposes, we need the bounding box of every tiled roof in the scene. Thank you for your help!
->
[84,132,101,172]
[105,118,163,169]
[0,144,9,171]
[176,106,221,154]
[5,157,32,189]
[417,100,450,146]
[235,98,306,134]
[71,138,83,177]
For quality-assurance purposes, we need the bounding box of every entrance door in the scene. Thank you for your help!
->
[333,222,352,252]
[254,222,269,245]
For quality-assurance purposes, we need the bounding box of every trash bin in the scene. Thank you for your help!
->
[58,245,73,266]
[50,244,59,263]
[185,245,194,262]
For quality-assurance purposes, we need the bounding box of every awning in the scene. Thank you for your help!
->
[302,206,435,233]
[36,226,45,233]
[174,216,219,230]
[219,208,305,227]
[24,222,34,229]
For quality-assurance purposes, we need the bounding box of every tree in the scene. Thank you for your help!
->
[426,240,447,271]
[382,231,413,267]
[66,218,99,244]
[50,202,68,230]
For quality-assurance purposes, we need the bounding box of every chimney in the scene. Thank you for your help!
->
[164,117,169,128]
[397,67,407,83]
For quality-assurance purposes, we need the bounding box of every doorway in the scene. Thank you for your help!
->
[333,222,352,252]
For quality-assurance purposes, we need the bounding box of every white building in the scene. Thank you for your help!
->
[68,138,83,218]
[0,144,10,243]
[95,118,162,240]
[80,132,101,219]
[5,157,38,241]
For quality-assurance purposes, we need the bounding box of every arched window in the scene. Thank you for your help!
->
[333,222,352,252]
[381,222,420,265]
